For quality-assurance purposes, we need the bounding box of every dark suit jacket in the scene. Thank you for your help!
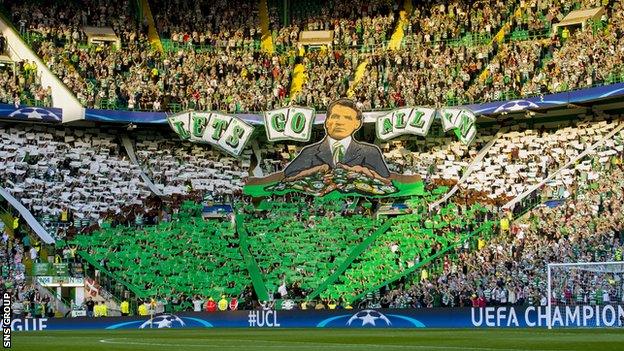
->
[283,138,390,178]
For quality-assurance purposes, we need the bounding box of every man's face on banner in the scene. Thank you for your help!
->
[325,104,362,140]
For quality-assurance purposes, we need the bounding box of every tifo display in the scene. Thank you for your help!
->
[1,2,624,348]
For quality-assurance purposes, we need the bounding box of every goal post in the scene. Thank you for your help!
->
[547,262,624,329]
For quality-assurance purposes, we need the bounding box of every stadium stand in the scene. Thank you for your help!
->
[404,0,516,43]
[0,124,151,230]
[70,201,251,309]
[2,0,624,318]
[380,130,496,181]
[152,0,262,46]
[2,116,621,307]
[4,0,622,112]
[133,130,252,196]
[0,60,52,107]
[0,218,28,301]
[284,0,396,49]
[462,117,621,202]
[326,202,495,304]
[378,128,624,308]
[474,0,624,100]
[296,44,494,110]
[0,196,75,318]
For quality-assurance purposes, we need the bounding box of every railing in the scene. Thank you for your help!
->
[0,187,55,244]
[508,187,543,219]
[159,31,496,56]
[506,28,552,42]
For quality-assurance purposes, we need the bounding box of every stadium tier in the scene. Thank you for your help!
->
[1,0,623,113]
[133,129,251,196]
[1,2,624,345]
[0,124,151,223]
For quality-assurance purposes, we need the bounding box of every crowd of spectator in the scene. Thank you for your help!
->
[462,116,620,202]
[377,128,624,309]
[275,0,396,50]
[133,129,251,195]
[0,123,151,232]
[290,43,495,110]
[469,0,624,101]
[536,5,624,93]
[0,122,256,236]
[28,23,288,112]
[404,0,516,44]
[512,0,609,34]
[241,196,381,296]
[153,0,262,48]
[2,117,622,310]
[0,60,52,108]
[1,222,29,306]
[0,210,65,318]
[3,0,622,113]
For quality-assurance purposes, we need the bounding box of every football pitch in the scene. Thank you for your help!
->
[9,328,624,351]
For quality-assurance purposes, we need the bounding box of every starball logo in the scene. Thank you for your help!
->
[317,309,425,328]
[105,314,213,330]
[139,315,186,329]
[347,310,392,326]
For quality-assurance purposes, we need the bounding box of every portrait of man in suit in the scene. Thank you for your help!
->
[283,98,390,184]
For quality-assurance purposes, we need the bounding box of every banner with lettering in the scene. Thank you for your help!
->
[438,108,477,145]
[168,104,477,158]
[245,99,423,198]
[264,106,315,142]
[377,107,477,146]
[167,111,255,157]
[376,107,436,141]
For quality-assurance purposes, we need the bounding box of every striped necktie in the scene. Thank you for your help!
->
[332,141,345,165]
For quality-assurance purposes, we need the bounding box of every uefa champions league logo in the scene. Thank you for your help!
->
[493,100,539,113]
[9,107,62,121]
[138,315,186,329]
[346,310,392,327]
[316,309,425,328]
[106,314,213,330]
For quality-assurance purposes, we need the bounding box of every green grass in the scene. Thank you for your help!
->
[10,328,624,351]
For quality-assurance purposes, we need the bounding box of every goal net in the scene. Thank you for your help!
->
[547,262,624,329]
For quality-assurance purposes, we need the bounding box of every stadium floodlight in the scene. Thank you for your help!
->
[547,262,624,329]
